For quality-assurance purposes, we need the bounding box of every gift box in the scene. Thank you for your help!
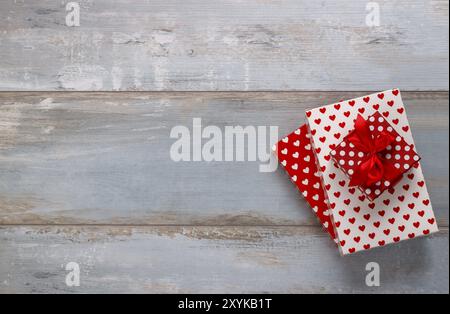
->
[304,89,438,255]
[330,111,421,202]
[274,124,336,241]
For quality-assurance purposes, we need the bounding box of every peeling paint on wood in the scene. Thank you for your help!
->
[0,0,448,91]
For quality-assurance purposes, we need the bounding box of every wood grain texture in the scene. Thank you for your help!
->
[0,0,448,91]
[0,92,448,226]
[0,226,448,294]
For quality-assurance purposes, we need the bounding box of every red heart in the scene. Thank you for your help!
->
[373,104,380,110]
[423,230,430,235]
[387,100,395,107]
[306,111,312,118]
[408,174,415,180]
[373,222,381,228]
[393,206,400,213]
[388,218,396,224]
[314,119,322,125]
[339,181,346,187]
[383,111,390,118]
[393,237,401,242]
[369,203,376,209]
[363,97,370,103]
[369,233,376,239]
[311,129,317,135]
[392,119,399,125]
[378,210,385,217]
[339,210,346,216]
[397,108,405,114]
[319,136,326,143]
[329,115,336,121]
[402,126,409,132]
[329,173,336,180]
[364,244,371,250]
[413,222,420,228]
[324,155,331,161]
[344,199,351,206]
[344,229,351,235]
[348,217,356,224]
[353,206,361,213]
[354,236,361,243]
[325,184,331,191]
[418,211,425,217]
[403,214,410,221]
[383,229,391,236]
[383,199,390,206]
[408,233,415,239]
[320,108,326,114]
[359,225,366,232]
[364,214,371,221]
[418,181,425,187]
[359,195,366,202]
[339,122,346,128]
[398,196,405,202]
[349,188,356,195]
[403,184,410,191]
[408,203,415,210]
[358,108,366,114]
[334,192,341,198]
[377,93,385,100]
[348,248,356,254]
[340,240,346,247]
[378,240,386,246]
[398,225,406,232]
[392,90,399,96]
[330,203,336,209]
[344,111,351,117]
[334,133,341,139]
[413,192,420,198]
[324,125,331,132]
[428,218,435,225]
[334,104,341,110]
[316,147,321,154]
[348,101,356,107]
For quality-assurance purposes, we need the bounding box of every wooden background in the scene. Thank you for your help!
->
[0,0,448,294]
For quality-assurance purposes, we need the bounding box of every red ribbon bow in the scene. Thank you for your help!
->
[347,114,397,187]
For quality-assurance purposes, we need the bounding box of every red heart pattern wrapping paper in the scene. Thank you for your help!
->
[274,89,438,256]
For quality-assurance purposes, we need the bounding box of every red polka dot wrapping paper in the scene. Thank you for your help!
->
[305,89,438,256]
[330,111,421,202]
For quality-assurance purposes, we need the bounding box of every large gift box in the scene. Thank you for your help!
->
[275,90,438,255]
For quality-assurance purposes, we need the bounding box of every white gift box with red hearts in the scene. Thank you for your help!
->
[305,89,439,255]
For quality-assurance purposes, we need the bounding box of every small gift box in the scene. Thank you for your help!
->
[330,112,421,202]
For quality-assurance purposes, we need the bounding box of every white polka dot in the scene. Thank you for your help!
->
[395,145,401,151]
[348,169,354,175]
[378,126,384,132]
[378,117,384,123]
[369,117,376,122]
[376,181,381,186]
[349,160,354,166]
[365,189,372,194]
[404,164,410,170]
[358,152,365,158]
[413,155,420,161]
[331,150,336,155]
[341,142,346,147]
[404,155,410,161]
[349,151,355,157]
[395,154,401,160]
[340,151,346,157]
[396,136,402,142]
[339,160,346,166]
[387,145,392,150]
[405,146,411,152]
[349,143,355,148]
[395,163,400,169]
[384,181,391,187]
[385,154,392,160]
[387,126,393,132]
[375,189,381,195]
[369,125,375,131]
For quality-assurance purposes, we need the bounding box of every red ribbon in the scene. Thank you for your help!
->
[347,114,397,187]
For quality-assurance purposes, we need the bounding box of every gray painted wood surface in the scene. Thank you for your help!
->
[0,91,448,293]
[0,92,448,226]
[0,0,449,91]
[0,226,448,294]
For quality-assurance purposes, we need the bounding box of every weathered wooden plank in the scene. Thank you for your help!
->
[0,0,448,91]
[0,226,447,293]
[0,92,448,226]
